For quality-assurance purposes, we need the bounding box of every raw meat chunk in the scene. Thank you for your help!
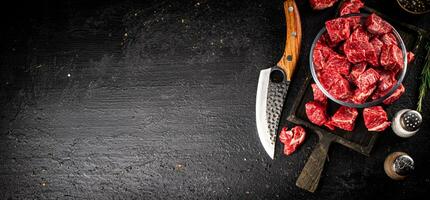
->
[325,54,351,75]
[279,126,289,144]
[320,72,352,100]
[310,0,339,10]
[346,16,362,31]
[351,85,376,104]
[280,126,306,155]
[325,18,351,44]
[407,52,415,64]
[321,32,338,48]
[372,70,396,100]
[356,68,380,90]
[305,101,328,126]
[383,84,405,105]
[325,106,359,131]
[348,62,367,85]
[339,0,364,16]
[363,106,391,132]
[366,42,379,66]
[380,44,404,72]
[324,121,336,130]
[366,13,392,35]
[344,27,370,63]
[370,37,384,59]
[311,83,328,105]
[313,41,337,71]
[380,32,398,46]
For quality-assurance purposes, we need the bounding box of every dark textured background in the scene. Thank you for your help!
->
[0,0,429,199]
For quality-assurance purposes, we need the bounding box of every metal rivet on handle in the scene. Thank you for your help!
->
[288,6,293,12]
[291,32,297,37]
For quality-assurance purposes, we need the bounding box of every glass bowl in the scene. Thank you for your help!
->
[309,13,408,108]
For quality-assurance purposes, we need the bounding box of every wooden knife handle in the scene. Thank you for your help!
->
[277,0,302,81]
[296,134,333,192]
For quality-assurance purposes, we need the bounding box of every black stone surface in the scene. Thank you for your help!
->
[0,0,429,199]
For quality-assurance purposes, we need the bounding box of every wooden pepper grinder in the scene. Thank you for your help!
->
[384,152,415,180]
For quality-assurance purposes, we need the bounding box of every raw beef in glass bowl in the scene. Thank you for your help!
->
[309,13,408,108]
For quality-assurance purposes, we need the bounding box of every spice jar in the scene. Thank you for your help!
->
[384,152,415,180]
[391,109,422,138]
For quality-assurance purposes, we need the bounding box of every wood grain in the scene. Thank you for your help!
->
[277,0,302,81]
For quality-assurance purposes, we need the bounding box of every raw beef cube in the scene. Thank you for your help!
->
[383,84,405,105]
[325,106,359,131]
[339,0,364,16]
[351,85,376,104]
[356,68,380,90]
[407,52,415,64]
[310,0,339,10]
[320,72,352,100]
[279,126,289,144]
[280,126,306,155]
[380,44,404,72]
[380,32,398,46]
[344,27,370,63]
[305,101,328,126]
[348,62,367,85]
[325,54,351,75]
[346,16,362,31]
[370,37,384,58]
[365,13,392,35]
[313,41,337,71]
[324,121,336,130]
[363,106,391,132]
[372,70,397,100]
[311,83,328,105]
[325,18,351,44]
[366,42,379,66]
[321,32,338,48]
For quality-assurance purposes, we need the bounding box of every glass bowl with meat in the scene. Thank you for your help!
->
[309,13,410,108]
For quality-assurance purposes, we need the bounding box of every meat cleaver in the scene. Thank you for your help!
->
[256,0,302,159]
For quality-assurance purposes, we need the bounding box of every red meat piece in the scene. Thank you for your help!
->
[325,18,351,44]
[313,41,337,71]
[325,54,351,75]
[325,106,359,131]
[363,106,391,132]
[310,0,339,10]
[365,13,392,35]
[366,42,379,66]
[348,62,367,85]
[279,126,289,144]
[383,84,405,105]
[351,85,376,104]
[372,70,397,100]
[380,44,404,72]
[305,101,328,126]
[339,0,364,16]
[321,32,338,48]
[320,72,352,100]
[356,68,380,90]
[407,52,415,64]
[324,121,336,131]
[370,37,384,59]
[280,126,306,155]
[311,83,328,105]
[380,32,398,46]
[344,27,370,63]
[346,16,362,31]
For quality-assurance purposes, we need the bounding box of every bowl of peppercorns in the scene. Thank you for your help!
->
[397,0,430,15]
